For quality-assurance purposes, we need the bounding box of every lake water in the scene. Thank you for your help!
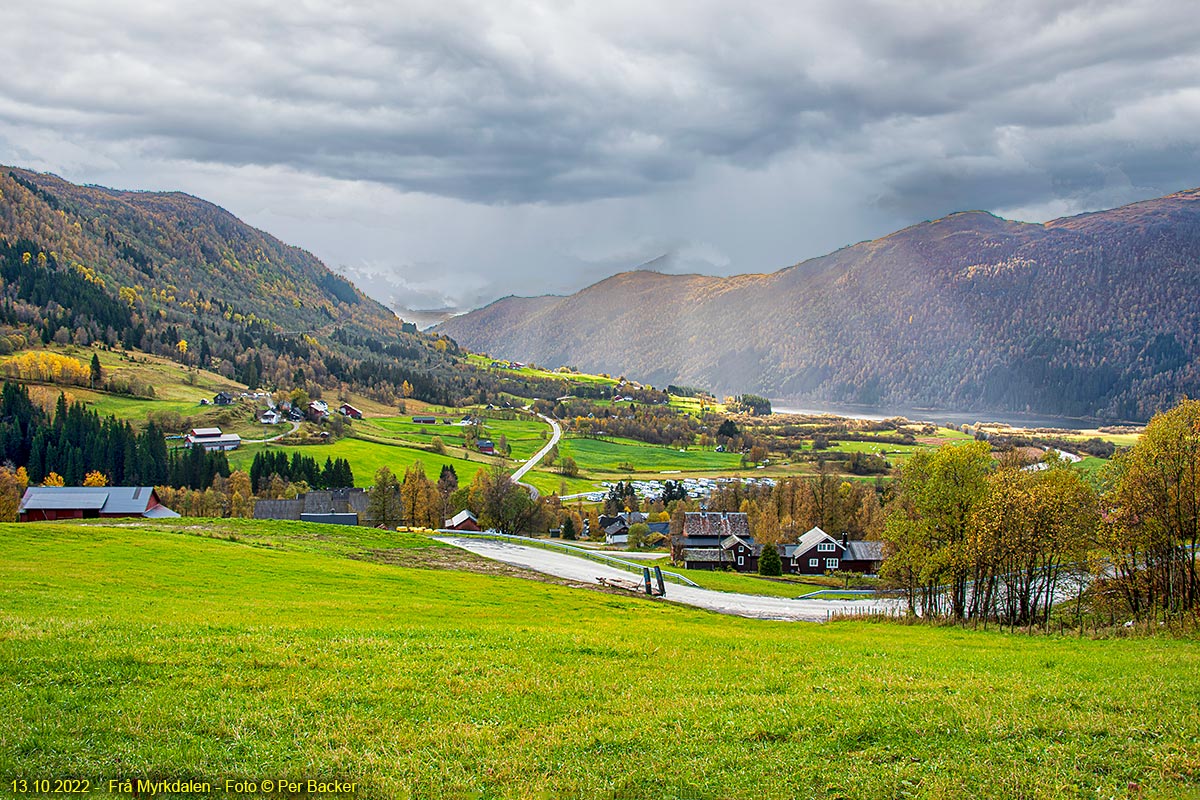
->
[769,401,1138,430]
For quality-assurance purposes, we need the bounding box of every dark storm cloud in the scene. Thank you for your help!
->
[2,0,1200,311]
[3,0,1196,210]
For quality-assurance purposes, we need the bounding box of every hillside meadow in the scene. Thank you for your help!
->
[1,520,1197,799]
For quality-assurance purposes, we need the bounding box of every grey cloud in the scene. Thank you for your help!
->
[3,0,1196,207]
[3,0,1200,311]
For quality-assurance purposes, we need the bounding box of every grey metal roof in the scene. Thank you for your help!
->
[253,499,304,520]
[844,540,885,562]
[143,505,181,518]
[189,427,223,437]
[21,491,108,510]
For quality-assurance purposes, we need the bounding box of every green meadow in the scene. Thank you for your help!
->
[1,520,1197,799]
[559,435,743,474]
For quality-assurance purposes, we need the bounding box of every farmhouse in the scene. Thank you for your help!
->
[184,427,241,451]
[677,516,886,575]
[476,439,495,455]
[19,486,180,522]
[259,409,281,425]
[308,400,329,422]
[788,527,885,575]
[340,403,363,419]
[213,391,234,406]
[443,509,481,531]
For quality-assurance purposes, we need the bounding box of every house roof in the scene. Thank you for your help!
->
[682,547,732,562]
[189,427,223,438]
[19,486,167,515]
[682,511,750,539]
[795,526,841,554]
[445,509,478,527]
[720,534,756,551]
[844,540,885,562]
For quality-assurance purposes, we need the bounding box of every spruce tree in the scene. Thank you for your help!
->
[758,544,783,576]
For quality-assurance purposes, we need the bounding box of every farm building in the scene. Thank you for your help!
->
[213,391,234,405]
[443,509,481,531]
[308,400,329,422]
[412,415,437,424]
[18,486,180,522]
[476,439,495,455]
[788,527,885,575]
[254,488,369,525]
[677,515,885,575]
[340,403,363,419]
[184,427,241,451]
[259,409,281,425]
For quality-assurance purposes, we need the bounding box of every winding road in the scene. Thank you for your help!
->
[243,420,301,444]
[510,412,562,499]
[436,536,903,622]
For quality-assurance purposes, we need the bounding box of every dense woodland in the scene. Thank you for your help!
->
[0,385,230,490]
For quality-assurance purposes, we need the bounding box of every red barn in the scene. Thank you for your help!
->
[18,487,180,522]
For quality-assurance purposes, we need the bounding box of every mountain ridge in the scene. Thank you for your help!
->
[437,189,1200,420]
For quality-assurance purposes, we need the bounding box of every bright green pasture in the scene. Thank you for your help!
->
[356,415,550,461]
[464,353,616,386]
[227,437,492,487]
[559,436,743,474]
[1,521,1198,799]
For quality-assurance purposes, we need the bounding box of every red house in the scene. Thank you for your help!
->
[18,486,180,522]
[443,509,482,531]
[339,403,363,419]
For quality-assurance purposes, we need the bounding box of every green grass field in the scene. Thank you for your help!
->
[227,437,494,488]
[559,435,743,474]
[358,415,551,461]
[464,353,617,386]
[1,520,1197,799]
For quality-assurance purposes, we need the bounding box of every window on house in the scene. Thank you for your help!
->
[826,558,839,569]
[817,542,836,552]
[808,558,819,567]
[737,556,744,566]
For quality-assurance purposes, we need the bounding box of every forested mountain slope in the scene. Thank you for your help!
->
[0,168,478,405]
[438,191,1200,420]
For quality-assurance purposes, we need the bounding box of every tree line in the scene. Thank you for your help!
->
[881,399,1200,624]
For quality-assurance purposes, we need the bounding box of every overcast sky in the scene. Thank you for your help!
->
[3,1,1200,325]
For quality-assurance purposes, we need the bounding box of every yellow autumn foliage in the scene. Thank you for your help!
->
[3,352,90,386]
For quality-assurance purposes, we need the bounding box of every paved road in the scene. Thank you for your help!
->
[510,412,562,500]
[435,536,902,622]
[243,420,301,444]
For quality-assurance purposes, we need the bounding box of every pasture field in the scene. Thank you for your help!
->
[227,437,493,487]
[225,435,596,497]
[464,353,617,386]
[0,520,1197,799]
[668,394,727,415]
[558,435,743,474]
[358,415,550,461]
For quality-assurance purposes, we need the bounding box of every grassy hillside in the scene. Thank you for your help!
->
[1,520,1197,799]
